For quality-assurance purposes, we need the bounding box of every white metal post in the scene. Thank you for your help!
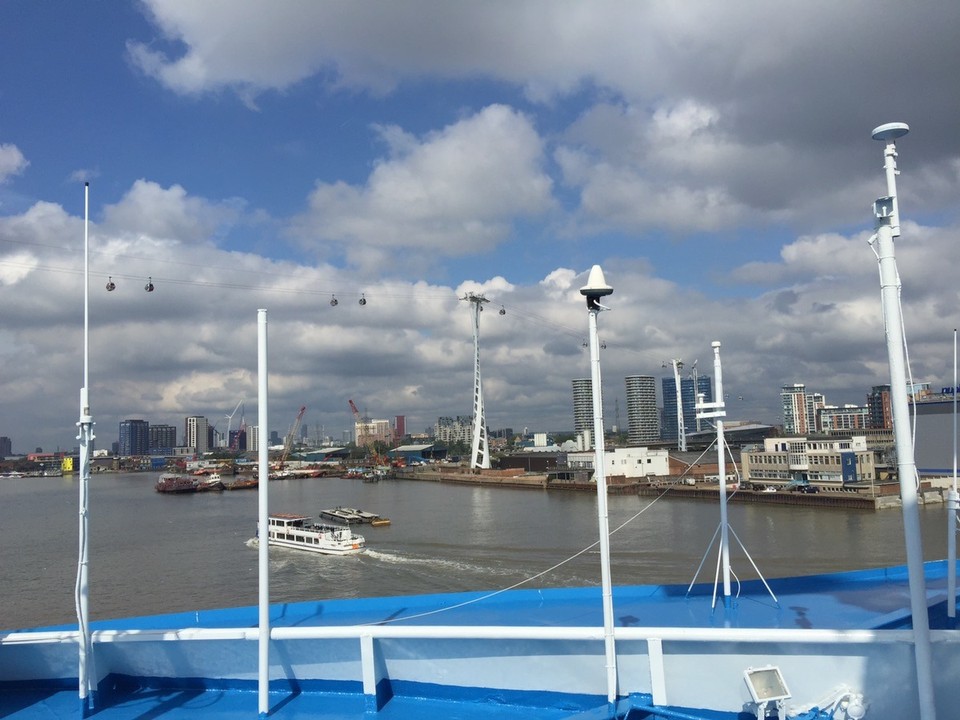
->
[711,343,731,604]
[580,265,617,703]
[871,122,935,720]
[257,309,270,717]
[949,329,958,618]
[76,181,95,715]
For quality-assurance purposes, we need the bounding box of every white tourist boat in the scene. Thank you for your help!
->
[259,512,366,555]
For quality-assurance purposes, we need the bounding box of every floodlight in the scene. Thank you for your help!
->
[744,665,791,704]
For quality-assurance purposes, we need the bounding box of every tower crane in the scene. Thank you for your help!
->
[224,399,244,449]
[349,399,374,448]
[279,406,306,469]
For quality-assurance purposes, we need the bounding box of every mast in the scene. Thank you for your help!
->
[76,182,96,714]
[257,309,270,717]
[870,122,935,720]
[949,329,958,618]
[698,343,732,604]
[580,265,618,703]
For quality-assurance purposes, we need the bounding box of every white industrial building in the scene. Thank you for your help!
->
[567,446,671,480]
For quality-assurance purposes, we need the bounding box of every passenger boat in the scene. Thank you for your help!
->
[259,513,365,555]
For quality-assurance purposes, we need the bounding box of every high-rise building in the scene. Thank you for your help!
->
[247,425,260,452]
[625,375,658,444]
[781,384,808,434]
[0,436,12,457]
[572,378,594,435]
[394,415,406,439]
[661,375,712,443]
[119,419,150,456]
[781,384,826,434]
[867,385,893,429]
[434,416,472,444]
[148,424,177,454]
[355,418,393,448]
[184,416,210,454]
[818,405,868,433]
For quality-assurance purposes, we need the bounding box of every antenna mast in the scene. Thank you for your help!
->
[870,121,935,720]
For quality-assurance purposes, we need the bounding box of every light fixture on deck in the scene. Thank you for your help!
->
[105,277,115,291]
[744,665,790,720]
[144,277,154,292]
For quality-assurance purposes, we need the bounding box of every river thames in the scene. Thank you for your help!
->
[0,472,951,631]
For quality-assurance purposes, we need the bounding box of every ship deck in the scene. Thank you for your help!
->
[2,561,959,719]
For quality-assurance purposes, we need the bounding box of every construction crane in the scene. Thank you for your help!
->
[279,406,306,469]
[224,399,244,449]
[349,398,375,448]
[230,415,246,451]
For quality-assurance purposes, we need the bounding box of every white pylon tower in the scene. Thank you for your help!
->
[664,358,686,451]
[462,293,490,469]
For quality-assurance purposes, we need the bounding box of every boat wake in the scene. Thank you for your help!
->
[362,548,542,580]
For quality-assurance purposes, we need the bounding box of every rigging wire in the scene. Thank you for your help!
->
[365,461,723,626]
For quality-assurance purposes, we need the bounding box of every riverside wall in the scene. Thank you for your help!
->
[395,467,946,510]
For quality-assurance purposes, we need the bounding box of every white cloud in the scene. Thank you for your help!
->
[0,144,28,183]
[293,105,553,270]
[0,251,37,285]
[3,178,960,451]
[101,180,243,245]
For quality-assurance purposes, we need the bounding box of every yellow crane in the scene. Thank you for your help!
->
[279,406,306,469]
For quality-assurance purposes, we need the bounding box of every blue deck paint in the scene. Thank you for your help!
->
[2,561,958,718]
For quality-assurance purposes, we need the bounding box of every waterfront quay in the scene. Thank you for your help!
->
[397,465,944,511]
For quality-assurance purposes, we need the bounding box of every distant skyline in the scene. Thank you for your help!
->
[1,2,959,451]
[0,372,916,457]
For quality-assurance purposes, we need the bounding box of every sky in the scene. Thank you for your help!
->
[1,1,959,454]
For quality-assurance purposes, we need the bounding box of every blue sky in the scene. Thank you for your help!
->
[2,1,959,452]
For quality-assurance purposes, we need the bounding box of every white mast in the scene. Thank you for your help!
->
[949,328,958,618]
[76,181,96,713]
[462,293,490,469]
[699,343,732,603]
[257,309,270,717]
[870,121,935,720]
[691,341,776,609]
[580,265,618,703]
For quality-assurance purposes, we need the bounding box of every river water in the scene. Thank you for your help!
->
[0,473,950,631]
